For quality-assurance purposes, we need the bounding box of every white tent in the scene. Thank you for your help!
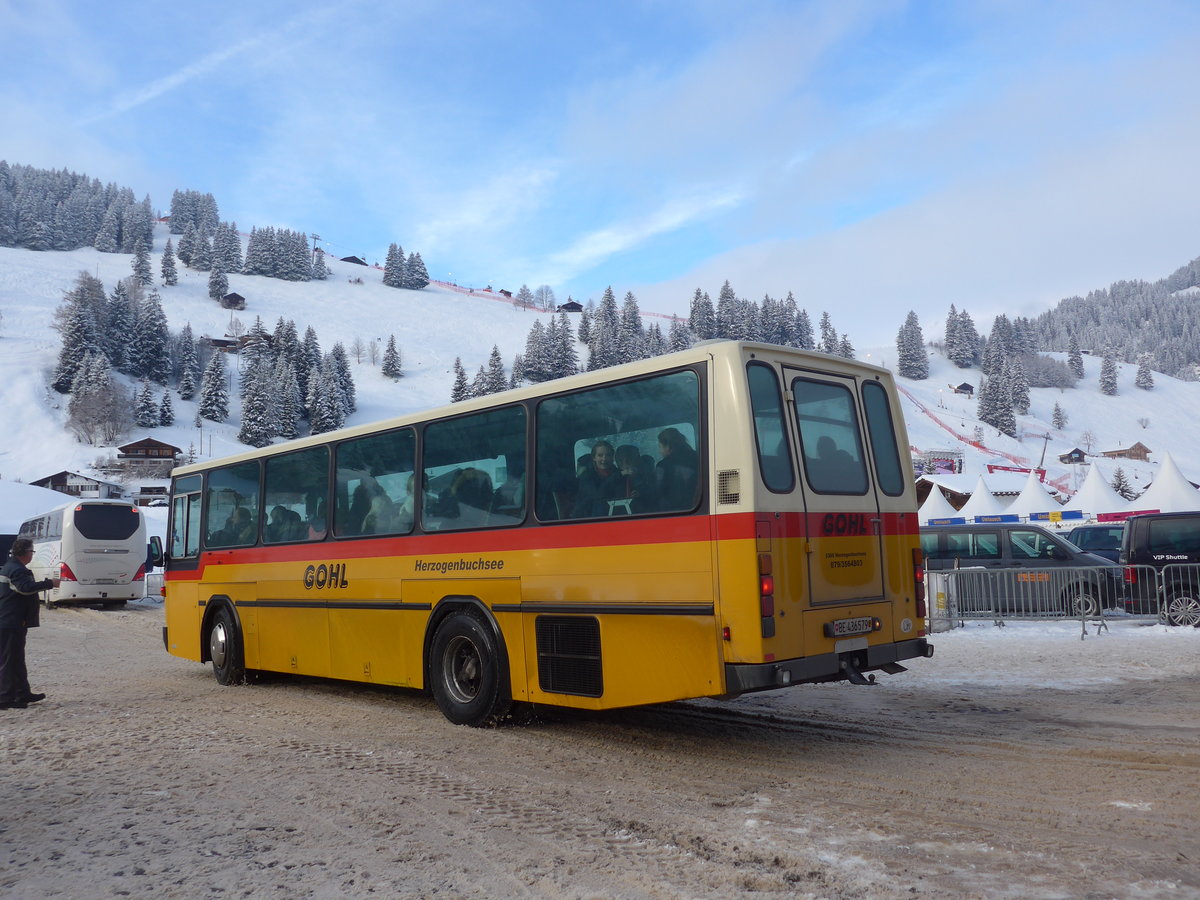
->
[1131,452,1200,513]
[956,475,1010,520]
[1005,470,1065,519]
[1059,464,1129,518]
[919,484,962,522]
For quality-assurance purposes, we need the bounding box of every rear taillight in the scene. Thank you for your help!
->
[913,548,926,604]
[1123,566,1137,585]
[133,564,146,582]
[759,553,775,638]
[59,563,77,582]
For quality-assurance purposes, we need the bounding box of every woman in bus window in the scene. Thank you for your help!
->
[573,440,619,518]
[655,427,698,512]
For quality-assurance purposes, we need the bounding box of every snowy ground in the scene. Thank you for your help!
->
[1,604,1196,899]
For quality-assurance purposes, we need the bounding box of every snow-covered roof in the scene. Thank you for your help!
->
[0,481,75,532]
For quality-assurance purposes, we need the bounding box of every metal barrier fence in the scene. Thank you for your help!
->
[929,563,1200,627]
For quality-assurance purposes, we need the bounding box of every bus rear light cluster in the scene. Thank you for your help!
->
[59,563,78,582]
[759,553,775,638]
[912,547,926,605]
[133,564,146,582]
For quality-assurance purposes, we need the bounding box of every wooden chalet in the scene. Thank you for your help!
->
[1100,442,1151,462]
[30,470,125,500]
[118,438,183,476]
[1057,447,1088,464]
[340,255,368,266]
[556,300,584,313]
[220,292,246,310]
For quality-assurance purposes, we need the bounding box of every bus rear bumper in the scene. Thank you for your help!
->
[723,638,934,695]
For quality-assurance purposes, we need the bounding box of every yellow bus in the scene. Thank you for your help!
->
[158,340,932,725]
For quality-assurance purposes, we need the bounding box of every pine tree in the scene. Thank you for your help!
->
[686,288,713,340]
[208,266,228,301]
[1052,401,1067,430]
[198,352,230,422]
[329,342,356,413]
[130,290,172,383]
[577,301,593,345]
[1135,354,1154,390]
[51,276,104,392]
[382,243,405,287]
[483,345,507,394]
[522,320,550,383]
[161,238,178,285]
[381,335,403,379]
[238,362,276,448]
[715,281,738,339]
[818,312,838,354]
[191,232,213,272]
[1100,353,1118,395]
[794,308,814,350]
[515,284,535,310]
[1111,467,1137,501]
[553,311,579,377]
[159,389,175,426]
[404,252,430,289]
[896,311,929,379]
[668,316,693,352]
[135,381,159,428]
[450,357,470,402]
[1009,358,1031,414]
[1067,335,1085,379]
[177,222,196,266]
[312,249,328,280]
[132,238,153,287]
[104,281,133,373]
[838,334,855,359]
[273,359,301,439]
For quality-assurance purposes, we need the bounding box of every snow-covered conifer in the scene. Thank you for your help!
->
[381,335,403,379]
[161,238,178,286]
[450,358,470,402]
[198,352,229,422]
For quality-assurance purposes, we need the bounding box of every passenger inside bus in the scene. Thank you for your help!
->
[573,441,620,518]
[267,505,305,542]
[612,444,655,514]
[655,427,698,511]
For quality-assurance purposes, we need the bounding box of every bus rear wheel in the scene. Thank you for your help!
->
[429,611,509,726]
[209,606,247,685]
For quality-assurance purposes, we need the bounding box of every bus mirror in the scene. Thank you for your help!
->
[149,536,164,569]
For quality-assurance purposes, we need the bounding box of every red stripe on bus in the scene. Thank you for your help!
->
[163,510,919,582]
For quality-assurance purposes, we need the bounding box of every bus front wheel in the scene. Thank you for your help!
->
[429,611,509,726]
[209,606,247,685]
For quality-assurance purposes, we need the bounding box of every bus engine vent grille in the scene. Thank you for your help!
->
[535,616,603,697]
[718,469,741,504]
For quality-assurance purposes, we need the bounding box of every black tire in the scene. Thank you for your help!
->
[1162,591,1200,628]
[209,605,247,685]
[429,610,509,726]
[1063,584,1102,617]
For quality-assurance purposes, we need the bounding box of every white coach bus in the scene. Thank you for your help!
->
[18,500,150,607]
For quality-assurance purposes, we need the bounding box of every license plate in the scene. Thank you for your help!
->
[826,616,873,638]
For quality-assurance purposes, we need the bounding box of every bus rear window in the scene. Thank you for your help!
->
[73,505,140,541]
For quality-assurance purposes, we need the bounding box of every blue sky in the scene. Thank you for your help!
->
[5,0,1200,345]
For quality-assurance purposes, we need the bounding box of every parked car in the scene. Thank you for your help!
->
[1063,523,1124,563]
[921,522,1123,617]
[1119,512,1200,626]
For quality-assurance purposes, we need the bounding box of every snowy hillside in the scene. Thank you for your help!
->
[1,227,1198,510]
[0,226,543,484]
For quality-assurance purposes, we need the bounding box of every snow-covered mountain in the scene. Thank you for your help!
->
[1,226,1197,511]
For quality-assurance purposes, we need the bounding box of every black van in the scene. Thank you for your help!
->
[1118,512,1200,626]
[920,522,1123,616]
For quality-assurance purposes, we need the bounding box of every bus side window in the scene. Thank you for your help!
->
[421,407,525,532]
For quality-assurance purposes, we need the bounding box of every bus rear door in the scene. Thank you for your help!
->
[786,370,884,605]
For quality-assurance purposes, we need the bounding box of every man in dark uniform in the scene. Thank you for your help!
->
[0,537,59,710]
